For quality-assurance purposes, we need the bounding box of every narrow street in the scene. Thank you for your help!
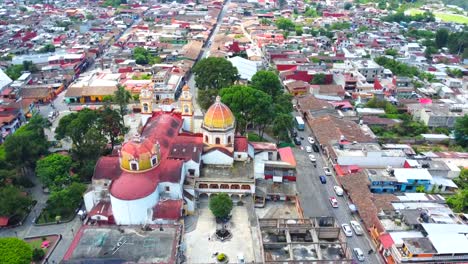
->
[294,116,381,264]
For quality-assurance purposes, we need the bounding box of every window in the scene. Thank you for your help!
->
[184,105,189,113]
[165,186,170,192]
[215,137,221,144]
[151,156,158,166]
[205,135,209,143]
[237,155,242,159]
[143,103,149,112]
[130,161,138,171]
[227,136,232,144]
[188,169,195,176]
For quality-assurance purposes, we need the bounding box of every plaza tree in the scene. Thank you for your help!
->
[0,186,32,218]
[250,70,283,98]
[47,182,87,217]
[99,106,126,150]
[4,115,49,175]
[220,85,272,135]
[192,57,239,110]
[0,237,33,264]
[209,193,233,219]
[454,115,468,148]
[35,153,73,190]
[113,84,131,125]
[272,113,294,143]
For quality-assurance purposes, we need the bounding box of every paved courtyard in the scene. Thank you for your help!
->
[185,205,255,264]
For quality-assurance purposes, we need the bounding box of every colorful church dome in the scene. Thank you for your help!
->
[203,96,235,130]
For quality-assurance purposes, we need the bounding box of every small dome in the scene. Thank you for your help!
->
[203,96,235,130]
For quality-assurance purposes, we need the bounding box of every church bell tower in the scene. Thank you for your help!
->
[140,88,153,114]
[180,84,194,132]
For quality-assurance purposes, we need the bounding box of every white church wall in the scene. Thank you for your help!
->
[184,159,200,177]
[157,182,183,200]
[110,189,159,225]
[202,150,234,165]
[234,151,249,161]
[83,190,96,212]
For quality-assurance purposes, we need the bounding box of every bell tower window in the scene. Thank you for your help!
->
[215,137,221,144]
[228,136,232,144]
[184,105,189,113]
[130,160,139,171]
[151,155,158,167]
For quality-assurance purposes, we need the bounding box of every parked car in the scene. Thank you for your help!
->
[294,137,301,145]
[350,220,364,235]
[353,248,365,262]
[329,196,338,208]
[312,144,319,152]
[308,137,315,144]
[308,154,316,162]
[324,167,332,176]
[333,186,344,196]
[292,130,298,137]
[319,175,327,184]
[342,224,353,237]
[306,146,312,153]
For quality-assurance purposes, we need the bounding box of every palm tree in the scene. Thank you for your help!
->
[113,84,131,126]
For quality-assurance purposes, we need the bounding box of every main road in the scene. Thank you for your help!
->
[294,117,381,264]
[186,0,231,109]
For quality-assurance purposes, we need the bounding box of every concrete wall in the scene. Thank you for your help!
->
[202,150,233,165]
[110,189,159,225]
[337,154,406,168]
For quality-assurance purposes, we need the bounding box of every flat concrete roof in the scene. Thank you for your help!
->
[63,225,181,264]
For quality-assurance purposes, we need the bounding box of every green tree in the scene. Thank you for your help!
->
[113,84,131,125]
[192,57,239,110]
[435,29,449,49]
[272,113,294,142]
[47,182,86,217]
[132,47,161,65]
[310,73,327,85]
[35,154,73,190]
[260,18,271,25]
[344,2,352,10]
[99,106,126,150]
[0,237,33,264]
[454,168,468,190]
[446,189,468,213]
[4,115,49,175]
[0,186,32,217]
[5,64,24,80]
[275,18,295,31]
[295,25,303,36]
[39,43,55,53]
[32,248,45,262]
[220,85,272,135]
[209,193,233,219]
[454,115,468,148]
[250,71,283,98]
[385,49,398,56]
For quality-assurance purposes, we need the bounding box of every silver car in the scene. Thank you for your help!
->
[353,248,365,262]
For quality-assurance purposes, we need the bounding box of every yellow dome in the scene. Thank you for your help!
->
[203,96,235,130]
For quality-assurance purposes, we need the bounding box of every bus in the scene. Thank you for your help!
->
[295,116,305,131]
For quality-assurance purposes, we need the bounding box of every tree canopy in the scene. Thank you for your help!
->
[35,154,73,190]
[132,47,161,65]
[99,106,126,149]
[447,189,468,213]
[454,115,468,148]
[435,29,449,49]
[47,182,86,217]
[192,57,239,110]
[5,61,39,80]
[39,43,55,53]
[220,85,272,135]
[275,18,295,31]
[250,70,283,98]
[113,84,131,125]
[0,237,32,264]
[4,115,49,174]
[310,73,327,85]
[0,186,32,217]
[209,193,233,219]
[374,56,420,77]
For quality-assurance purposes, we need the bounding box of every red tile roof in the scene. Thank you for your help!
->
[249,142,277,151]
[0,216,8,227]
[93,156,121,180]
[278,147,296,167]
[168,135,203,162]
[153,199,183,220]
[234,136,248,152]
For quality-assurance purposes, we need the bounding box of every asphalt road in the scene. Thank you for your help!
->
[187,0,231,109]
[294,115,382,264]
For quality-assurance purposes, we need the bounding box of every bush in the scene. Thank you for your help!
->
[217,253,226,261]
[32,248,45,261]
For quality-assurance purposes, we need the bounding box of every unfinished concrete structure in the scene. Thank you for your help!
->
[259,218,353,263]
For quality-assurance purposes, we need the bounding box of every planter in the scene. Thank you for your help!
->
[216,253,229,264]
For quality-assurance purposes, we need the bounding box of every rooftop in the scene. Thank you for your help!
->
[200,161,254,182]
[63,225,181,264]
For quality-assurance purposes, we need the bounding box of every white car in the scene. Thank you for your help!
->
[333,186,344,196]
[353,248,365,262]
[342,224,353,237]
[329,197,338,208]
[323,167,332,176]
[306,146,312,153]
[308,154,316,162]
[350,220,364,235]
[308,137,315,144]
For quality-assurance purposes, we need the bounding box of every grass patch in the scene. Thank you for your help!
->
[278,142,295,148]
[407,8,468,24]
[36,208,74,224]
[247,132,268,142]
